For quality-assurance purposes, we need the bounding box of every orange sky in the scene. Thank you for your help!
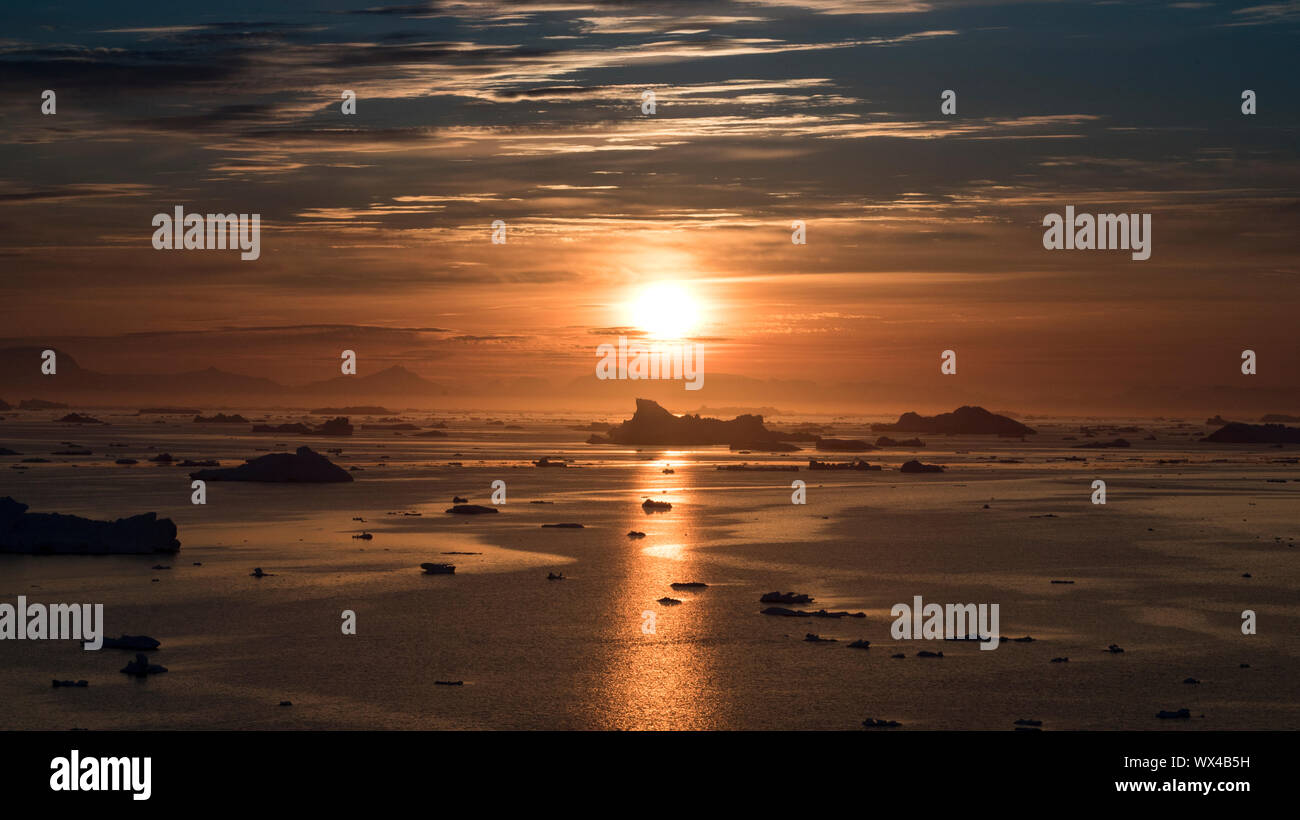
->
[1,1,1297,414]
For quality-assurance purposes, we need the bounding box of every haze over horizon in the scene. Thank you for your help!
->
[2,0,1297,415]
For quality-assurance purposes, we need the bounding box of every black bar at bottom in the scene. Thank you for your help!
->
[0,730,1280,806]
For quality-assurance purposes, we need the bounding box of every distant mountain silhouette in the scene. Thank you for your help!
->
[297,365,446,399]
[310,406,394,415]
[5,345,1298,416]
[0,347,283,401]
[0,348,444,405]
[0,346,93,384]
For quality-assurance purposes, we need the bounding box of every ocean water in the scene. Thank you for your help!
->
[1,412,1297,730]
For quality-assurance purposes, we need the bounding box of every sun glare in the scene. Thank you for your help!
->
[630,281,701,339]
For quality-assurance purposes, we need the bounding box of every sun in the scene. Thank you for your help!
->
[629,281,701,340]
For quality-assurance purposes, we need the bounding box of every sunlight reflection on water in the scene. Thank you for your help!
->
[586,459,727,729]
